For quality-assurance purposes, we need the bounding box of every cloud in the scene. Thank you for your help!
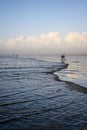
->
[64,32,87,54]
[0,32,87,56]
[65,32,87,43]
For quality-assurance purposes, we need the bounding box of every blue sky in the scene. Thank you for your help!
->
[0,0,87,39]
[0,0,87,55]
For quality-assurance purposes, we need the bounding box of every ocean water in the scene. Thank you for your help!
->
[55,56,87,88]
[0,56,87,130]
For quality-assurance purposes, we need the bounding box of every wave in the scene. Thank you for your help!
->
[45,63,87,94]
[54,76,87,94]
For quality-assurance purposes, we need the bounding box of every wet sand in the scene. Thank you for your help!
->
[46,65,87,94]
[54,73,87,94]
[50,67,87,94]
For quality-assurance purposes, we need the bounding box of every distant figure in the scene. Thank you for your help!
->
[16,54,18,58]
[61,55,65,63]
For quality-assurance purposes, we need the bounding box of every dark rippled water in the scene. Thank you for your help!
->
[0,56,87,130]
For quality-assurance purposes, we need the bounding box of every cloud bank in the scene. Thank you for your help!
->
[0,32,87,56]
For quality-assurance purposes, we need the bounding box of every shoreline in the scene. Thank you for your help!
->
[45,64,87,94]
[53,73,87,94]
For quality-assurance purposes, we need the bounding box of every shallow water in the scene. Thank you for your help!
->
[0,56,87,130]
[55,56,87,88]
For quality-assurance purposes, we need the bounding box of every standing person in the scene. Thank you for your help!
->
[61,55,65,63]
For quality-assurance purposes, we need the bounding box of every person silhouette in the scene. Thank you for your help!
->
[61,55,65,63]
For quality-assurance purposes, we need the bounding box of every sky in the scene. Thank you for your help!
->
[0,0,87,56]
